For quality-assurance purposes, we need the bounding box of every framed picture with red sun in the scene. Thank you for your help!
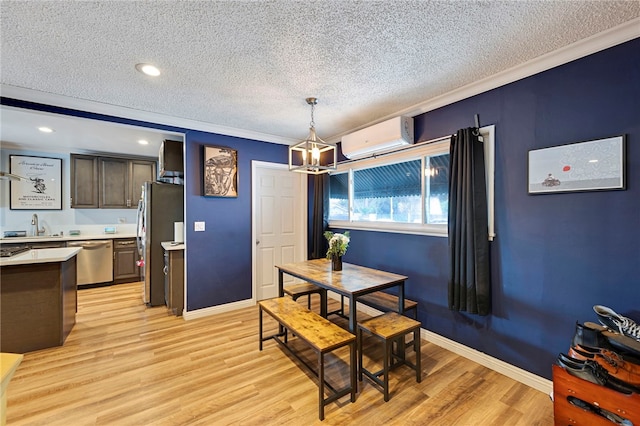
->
[528,135,625,194]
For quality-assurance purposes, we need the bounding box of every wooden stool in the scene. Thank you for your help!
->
[357,312,421,401]
[283,282,327,317]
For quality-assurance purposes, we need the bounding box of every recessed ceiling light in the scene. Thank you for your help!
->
[138,139,149,145]
[135,63,160,77]
[38,127,54,133]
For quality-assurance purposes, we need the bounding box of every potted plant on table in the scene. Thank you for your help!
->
[324,231,350,271]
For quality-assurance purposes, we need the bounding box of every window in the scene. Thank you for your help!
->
[328,125,495,238]
[352,160,422,223]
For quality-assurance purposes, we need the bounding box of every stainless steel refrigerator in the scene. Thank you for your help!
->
[136,182,184,306]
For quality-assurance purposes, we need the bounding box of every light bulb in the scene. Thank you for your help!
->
[311,146,320,166]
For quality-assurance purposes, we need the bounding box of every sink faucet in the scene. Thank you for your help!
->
[31,214,45,236]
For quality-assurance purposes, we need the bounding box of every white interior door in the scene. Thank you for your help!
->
[252,161,307,301]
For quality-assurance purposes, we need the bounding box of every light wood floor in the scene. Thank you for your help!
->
[6,282,553,425]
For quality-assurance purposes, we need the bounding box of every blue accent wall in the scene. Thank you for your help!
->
[341,38,640,379]
[183,132,287,310]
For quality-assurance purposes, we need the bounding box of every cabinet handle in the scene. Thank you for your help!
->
[163,265,168,275]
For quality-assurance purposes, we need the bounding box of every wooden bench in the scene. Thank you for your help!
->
[283,282,327,317]
[358,291,418,319]
[258,297,356,421]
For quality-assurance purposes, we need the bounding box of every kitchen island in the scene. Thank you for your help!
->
[0,247,81,353]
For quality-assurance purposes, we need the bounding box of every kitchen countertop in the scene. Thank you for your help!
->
[0,247,82,267]
[161,241,185,251]
[0,233,137,244]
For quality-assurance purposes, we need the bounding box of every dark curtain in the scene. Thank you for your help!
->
[309,174,329,259]
[448,127,491,315]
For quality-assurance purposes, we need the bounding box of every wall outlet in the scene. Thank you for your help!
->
[194,221,205,232]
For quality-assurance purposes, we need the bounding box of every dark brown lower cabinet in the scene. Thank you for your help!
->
[113,238,141,283]
[0,257,77,353]
[164,248,184,316]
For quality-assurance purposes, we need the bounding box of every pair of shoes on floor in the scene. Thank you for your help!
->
[572,321,640,361]
[594,305,640,342]
[556,353,640,395]
[568,343,640,387]
[568,396,634,426]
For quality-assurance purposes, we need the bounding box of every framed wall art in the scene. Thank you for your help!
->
[10,155,63,210]
[203,145,238,197]
[528,135,625,194]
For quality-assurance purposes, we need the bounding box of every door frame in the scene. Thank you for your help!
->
[251,160,308,302]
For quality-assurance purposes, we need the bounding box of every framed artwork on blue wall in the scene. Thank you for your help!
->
[528,135,625,194]
[203,145,238,197]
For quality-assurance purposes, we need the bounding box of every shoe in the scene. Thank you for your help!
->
[584,321,640,359]
[568,344,640,386]
[567,396,633,425]
[556,353,639,394]
[572,321,615,351]
[567,395,598,413]
[594,305,640,342]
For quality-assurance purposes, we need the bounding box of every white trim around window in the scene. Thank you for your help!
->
[328,125,495,240]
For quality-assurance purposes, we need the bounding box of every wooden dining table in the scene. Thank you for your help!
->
[276,258,409,333]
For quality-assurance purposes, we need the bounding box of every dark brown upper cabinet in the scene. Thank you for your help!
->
[71,154,156,209]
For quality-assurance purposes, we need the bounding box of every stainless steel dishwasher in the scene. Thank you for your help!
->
[67,240,114,285]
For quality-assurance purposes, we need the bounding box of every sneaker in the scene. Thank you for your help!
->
[594,305,640,342]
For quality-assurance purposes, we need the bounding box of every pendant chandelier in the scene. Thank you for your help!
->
[288,97,337,174]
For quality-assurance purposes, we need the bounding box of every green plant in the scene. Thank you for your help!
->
[324,231,350,259]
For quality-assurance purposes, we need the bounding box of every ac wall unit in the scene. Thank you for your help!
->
[341,116,414,159]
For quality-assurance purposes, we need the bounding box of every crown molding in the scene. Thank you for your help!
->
[0,85,297,146]
[327,17,640,143]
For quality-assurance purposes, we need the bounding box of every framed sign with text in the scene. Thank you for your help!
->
[10,155,63,210]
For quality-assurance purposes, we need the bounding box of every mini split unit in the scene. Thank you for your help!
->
[341,116,414,159]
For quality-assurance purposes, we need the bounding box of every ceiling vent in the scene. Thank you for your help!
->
[341,116,414,159]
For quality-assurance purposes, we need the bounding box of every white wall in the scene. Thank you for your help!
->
[1,148,138,236]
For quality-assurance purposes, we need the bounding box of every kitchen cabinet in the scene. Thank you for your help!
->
[113,238,140,283]
[162,243,184,316]
[1,251,78,353]
[100,157,156,208]
[71,154,156,209]
[129,159,156,207]
[99,157,129,208]
[70,154,99,208]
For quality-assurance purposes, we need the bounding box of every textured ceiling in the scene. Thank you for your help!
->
[1,0,639,153]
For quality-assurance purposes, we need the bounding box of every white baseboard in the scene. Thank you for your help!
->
[329,293,553,395]
[420,327,552,395]
[182,298,256,321]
